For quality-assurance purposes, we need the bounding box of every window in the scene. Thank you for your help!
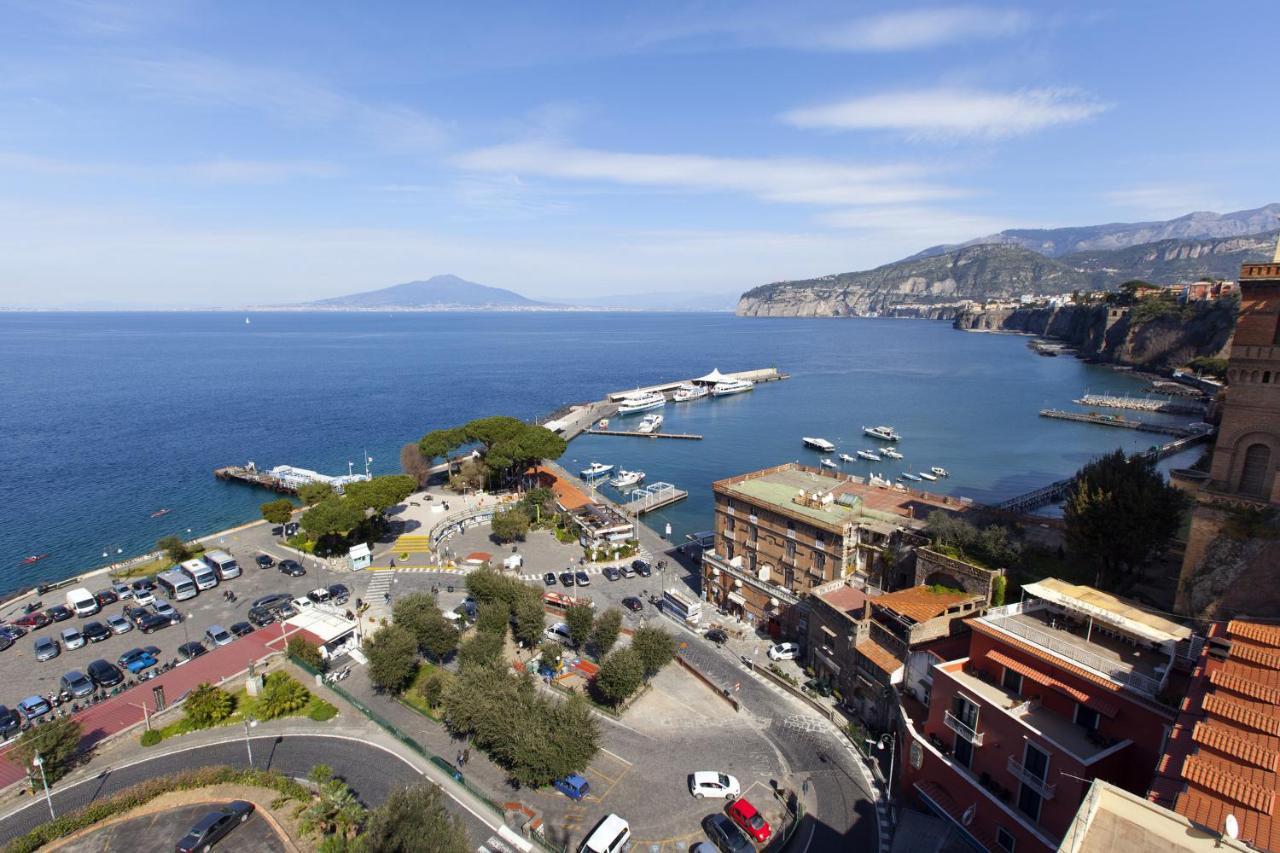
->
[726,515,735,533]
[749,553,757,572]
[1016,743,1049,822]
[750,525,758,542]
[995,827,1016,853]
[814,552,826,573]
[787,520,795,533]
[785,540,796,560]
[1075,703,1100,732]
[1001,668,1023,695]
[725,542,735,561]
[1240,443,1272,498]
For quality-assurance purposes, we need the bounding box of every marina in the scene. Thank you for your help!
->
[1074,394,1207,416]
[619,482,688,515]
[1038,408,1208,437]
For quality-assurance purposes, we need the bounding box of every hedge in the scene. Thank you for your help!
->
[3,766,310,853]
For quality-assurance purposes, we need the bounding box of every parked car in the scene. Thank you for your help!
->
[175,800,256,853]
[14,612,51,630]
[620,563,637,578]
[251,593,292,610]
[603,567,620,582]
[553,774,591,800]
[327,584,350,604]
[82,621,111,643]
[767,642,799,661]
[59,670,94,699]
[87,659,124,688]
[138,613,171,634]
[106,613,133,635]
[255,554,275,569]
[60,626,85,650]
[622,596,643,613]
[142,644,162,660]
[284,521,300,536]
[94,589,118,607]
[123,605,150,626]
[34,636,60,661]
[705,629,728,646]
[0,625,27,641]
[690,771,740,800]
[306,588,332,605]
[574,570,591,586]
[543,572,557,587]
[118,648,157,673]
[726,798,772,843]
[558,571,575,587]
[544,622,573,644]
[230,621,255,638]
[702,814,754,853]
[16,695,51,722]
[278,559,305,577]
[176,641,207,664]
[111,582,134,600]
[132,587,155,606]
[205,625,233,647]
[46,604,73,622]
[0,706,22,740]
[152,601,182,624]
[0,634,11,653]
[631,559,652,577]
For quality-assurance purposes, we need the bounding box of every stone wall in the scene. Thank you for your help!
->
[913,548,1002,603]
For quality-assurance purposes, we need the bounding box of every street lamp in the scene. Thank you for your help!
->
[31,754,54,819]
[865,733,896,804]
[243,716,257,765]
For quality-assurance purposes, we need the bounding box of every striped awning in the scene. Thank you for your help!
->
[986,650,1120,718]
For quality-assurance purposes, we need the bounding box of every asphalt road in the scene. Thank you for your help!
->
[0,734,496,848]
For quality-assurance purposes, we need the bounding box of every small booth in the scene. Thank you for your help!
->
[348,542,372,571]
[285,609,361,660]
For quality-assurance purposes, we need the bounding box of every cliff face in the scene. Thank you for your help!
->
[953,298,1236,369]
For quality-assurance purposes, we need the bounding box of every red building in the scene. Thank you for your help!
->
[898,579,1197,852]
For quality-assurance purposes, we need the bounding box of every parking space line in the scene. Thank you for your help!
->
[598,747,632,767]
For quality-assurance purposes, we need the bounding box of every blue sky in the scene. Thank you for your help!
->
[1,1,1277,306]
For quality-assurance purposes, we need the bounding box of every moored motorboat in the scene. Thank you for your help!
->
[609,469,646,489]
[150,508,171,518]
[22,554,49,565]
[672,383,709,402]
[863,425,901,442]
[869,474,892,487]
[838,453,856,463]
[881,448,903,460]
[711,378,754,396]
[581,462,614,479]
[617,391,666,415]
[637,414,664,434]
[931,466,949,477]
[899,472,922,482]
[597,419,609,430]
[918,471,937,481]
[820,458,838,469]
[856,449,881,462]
[803,437,836,452]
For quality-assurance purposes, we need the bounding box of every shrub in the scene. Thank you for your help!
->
[417,669,451,709]
[13,716,83,788]
[991,575,1008,607]
[308,700,339,722]
[156,535,192,563]
[183,683,235,728]
[288,637,327,672]
[257,672,311,719]
[139,729,162,747]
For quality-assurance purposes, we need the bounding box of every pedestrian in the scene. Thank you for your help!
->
[384,591,390,604]
[390,557,396,568]
[456,750,464,766]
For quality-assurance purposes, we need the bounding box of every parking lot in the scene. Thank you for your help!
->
[56,801,286,853]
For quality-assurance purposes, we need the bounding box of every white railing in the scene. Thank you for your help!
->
[1007,757,1056,800]
[984,601,1036,619]
[944,710,984,745]
[986,613,1162,697]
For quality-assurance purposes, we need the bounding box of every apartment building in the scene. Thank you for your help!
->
[900,579,1197,852]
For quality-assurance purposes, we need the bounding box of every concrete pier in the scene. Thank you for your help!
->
[605,367,787,401]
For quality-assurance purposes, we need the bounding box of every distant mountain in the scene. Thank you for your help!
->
[309,274,546,309]
[909,203,1280,259]
[737,230,1277,318]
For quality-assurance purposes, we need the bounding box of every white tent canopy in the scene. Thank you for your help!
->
[695,368,728,384]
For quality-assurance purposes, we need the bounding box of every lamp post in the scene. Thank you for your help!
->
[31,754,54,820]
[243,716,257,766]
[865,732,896,804]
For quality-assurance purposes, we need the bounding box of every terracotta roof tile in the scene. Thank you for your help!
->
[970,620,1133,701]
[1211,668,1280,705]
[856,638,903,676]
[1192,721,1280,771]
[873,585,975,623]
[1233,642,1280,671]
[1203,694,1280,737]
[820,585,870,615]
[1181,754,1276,813]
[1230,621,1280,648]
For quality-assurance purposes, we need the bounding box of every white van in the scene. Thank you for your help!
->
[65,587,98,618]
[202,549,241,580]
[578,814,630,853]
[157,569,198,602]
[179,558,219,591]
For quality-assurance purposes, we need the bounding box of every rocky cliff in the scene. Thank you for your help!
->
[953,298,1237,369]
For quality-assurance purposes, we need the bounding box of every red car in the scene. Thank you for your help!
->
[726,798,771,844]
[14,612,52,630]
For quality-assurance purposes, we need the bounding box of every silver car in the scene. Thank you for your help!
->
[60,627,85,650]
[106,613,133,635]
[205,625,233,647]
[33,636,60,661]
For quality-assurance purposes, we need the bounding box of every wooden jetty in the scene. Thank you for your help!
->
[1039,409,1200,437]
[585,429,703,440]
[213,465,296,495]
[620,482,688,514]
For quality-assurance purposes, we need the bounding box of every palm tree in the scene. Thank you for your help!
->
[298,765,367,841]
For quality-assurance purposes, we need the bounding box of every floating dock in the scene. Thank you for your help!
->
[620,482,688,514]
[1038,409,1202,437]
[585,429,703,440]
[213,465,297,495]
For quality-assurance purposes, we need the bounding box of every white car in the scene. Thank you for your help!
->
[132,589,155,606]
[60,627,85,650]
[689,771,741,800]
[543,622,572,643]
[767,642,800,661]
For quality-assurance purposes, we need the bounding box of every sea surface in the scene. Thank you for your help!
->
[0,311,1202,592]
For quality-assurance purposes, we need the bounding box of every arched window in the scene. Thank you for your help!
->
[1265,371,1273,383]
[1240,443,1273,498]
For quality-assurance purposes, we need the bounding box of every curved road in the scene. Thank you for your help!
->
[0,734,497,847]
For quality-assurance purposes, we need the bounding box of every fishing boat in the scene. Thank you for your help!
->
[838,453,856,463]
[710,378,754,396]
[918,472,938,482]
[869,474,892,488]
[21,554,49,565]
[672,383,709,402]
[597,419,609,430]
[803,437,836,452]
[863,425,901,442]
[899,472,922,482]
[882,448,903,460]
[637,414,664,434]
[820,458,838,469]
[930,467,949,477]
[581,462,614,479]
[609,469,646,489]
[150,508,171,518]
[617,391,666,415]
[856,450,881,462]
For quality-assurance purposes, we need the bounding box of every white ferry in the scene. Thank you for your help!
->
[856,449,881,462]
[863,425,901,442]
[803,437,836,452]
[931,467,949,477]
[711,378,754,396]
[820,458,838,469]
[637,414,664,434]
[882,448,904,460]
[617,391,666,415]
[609,469,646,489]
[581,462,614,479]
[672,383,709,402]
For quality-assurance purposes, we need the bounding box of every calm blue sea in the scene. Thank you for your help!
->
[0,311,1199,592]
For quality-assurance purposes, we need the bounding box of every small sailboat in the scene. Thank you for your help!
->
[581,462,614,479]
[882,448,903,460]
[245,317,251,325]
[900,472,922,482]
[609,469,646,489]
[839,453,856,463]
[857,450,881,462]
[931,467,949,477]
[820,458,838,469]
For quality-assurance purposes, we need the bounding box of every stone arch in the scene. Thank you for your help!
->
[924,571,965,591]
[1240,443,1273,498]
[1265,371,1273,384]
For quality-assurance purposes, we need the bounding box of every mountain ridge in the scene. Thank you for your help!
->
[308,274,546,309]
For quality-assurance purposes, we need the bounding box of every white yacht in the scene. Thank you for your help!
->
[820,458,838,469]
[617,391,666,415]
[581,462,614,479]
[672,383,709,402]
[609,469,646,489]
[869,473,892,487]
[803,437,836,452]
[637,414,664,434]
[882,448,904,460]
[918,471,938,482]
[931,467,949,477]
[899,472,922,482]
[711,378,754,396]
[863,425,902,442]
[839,453,856,463]
[856,449,882,462]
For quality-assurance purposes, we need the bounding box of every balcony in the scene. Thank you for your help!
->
[1007,757,1056,800]
[944,710,984,746]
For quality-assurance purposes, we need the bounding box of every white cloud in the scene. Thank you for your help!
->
[783,88,1107,139]
[815,7,1030,52]
[0,150,339,184]
[454,141,963,207]
[1103,186,1228,220]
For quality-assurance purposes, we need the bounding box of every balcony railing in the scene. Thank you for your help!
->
[1007,757,1056,800]
[944,710,984,746]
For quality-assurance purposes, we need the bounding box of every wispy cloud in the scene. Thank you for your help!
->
[0,150,339,184]
[1103,186,1228,220]
[815,206,1022,242]
[813,7,1030,52]
[454,141,963,207]
[783,87,1107,140]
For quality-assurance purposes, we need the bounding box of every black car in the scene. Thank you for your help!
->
[247,607,274,627]
[254,554,275,569]
[130,577,156,593]
[0,634,12,653]
[176,641,207,664]
[230,621,255,638]
[632,559,652,577]
[327,584,349,604]
[558,571,575,587]
[543,572,557,587]
[603,567,620,581]
[705,629,728,646]
[574,570,591,586]
[82,621,112,643]
[622,596,643,613]
[284,522,300,536]
[175,800,255,853]
[86,659,124,688]
[702,814,754,853]
[138,613,171,634]
[0,625,25,641]
[123,605,150,626]
[94,589,118,607]
[278,559,305,577]
[0,705,22,740]
[46,604,73,622]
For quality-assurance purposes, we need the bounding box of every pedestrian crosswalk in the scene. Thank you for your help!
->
[516,548,654,583]
[362,570,395,622]
[477,835,518,853]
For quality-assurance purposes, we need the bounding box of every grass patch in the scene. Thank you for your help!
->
[142,673,338,746]
[398,662,450,721]
[111,548,204,580]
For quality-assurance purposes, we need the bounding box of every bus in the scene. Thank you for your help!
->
[662,589,702,625]
[157,569,198,602]
[179,558,219,591]
[202,549,241,580]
